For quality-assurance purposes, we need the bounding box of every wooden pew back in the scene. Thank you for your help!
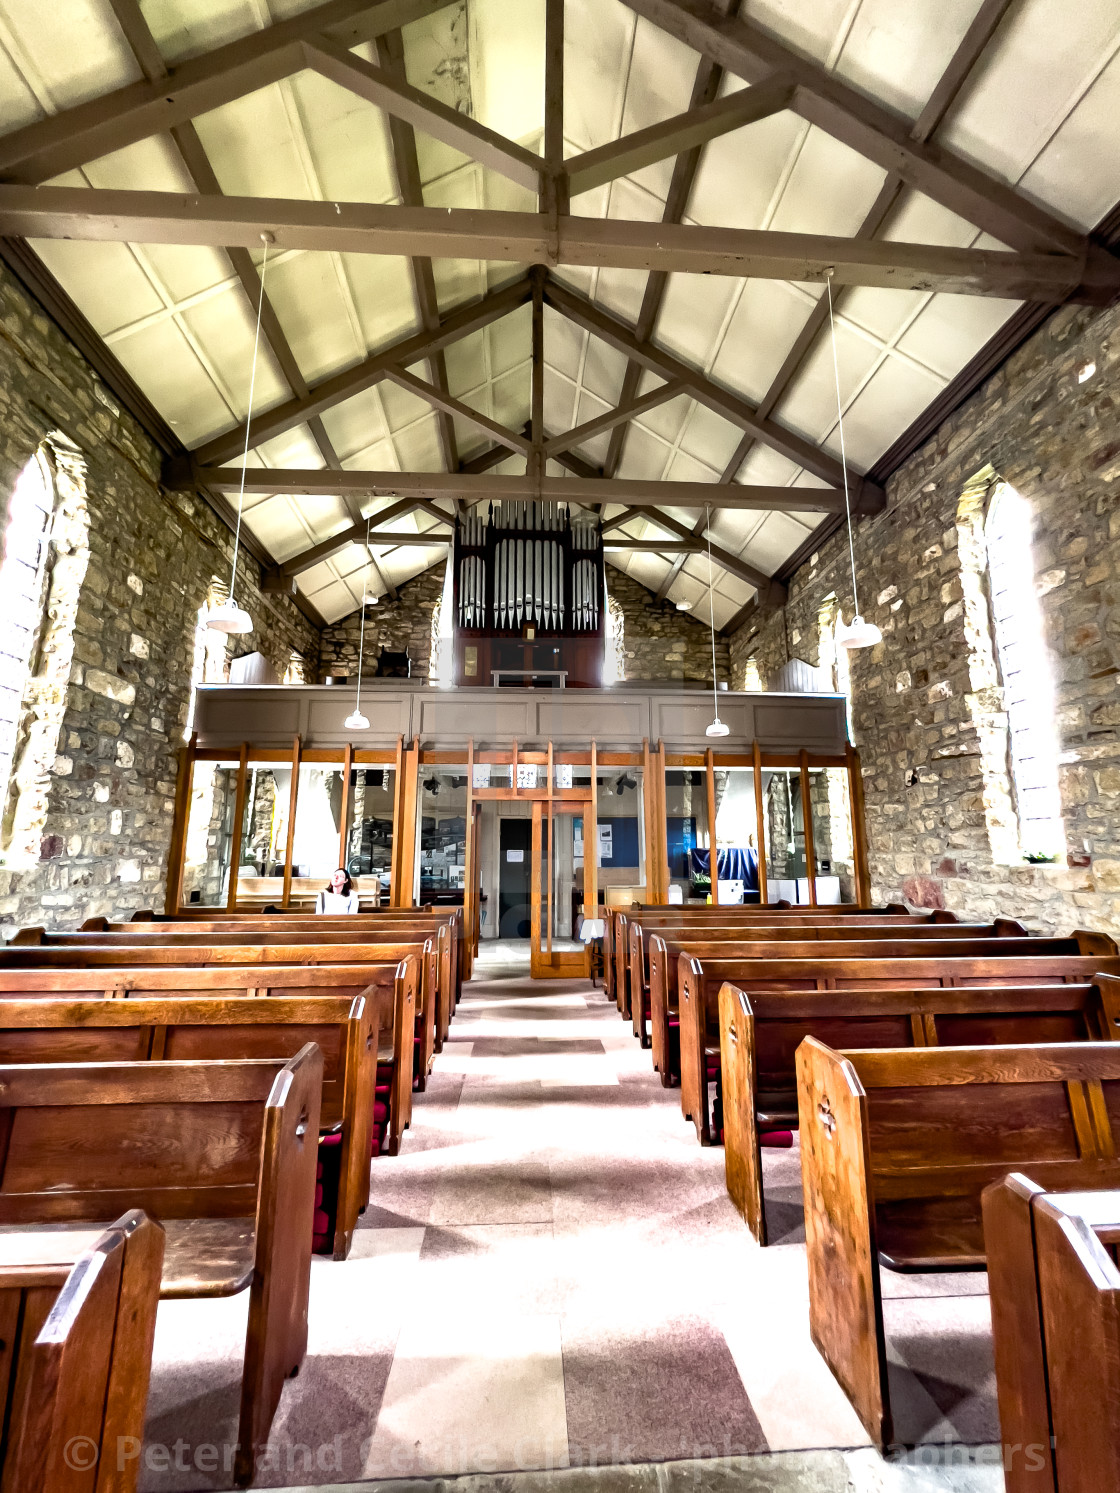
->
[0,995,376,1260]
[0,958,418,1157]
[984,1174,1120,1493]
[0,1210,164,1493]
[670,942,1120,1143]
[718,981,1112,1243]
[797,1038,1120,1451]
[0,1048,323,1484]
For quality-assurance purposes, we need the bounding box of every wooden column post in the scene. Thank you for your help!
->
[588,740,598,918]
[164,734,196,914]
[530,268,545,493]
[705,747,719,906]
[653,739,668,904]
[847,742,871,907]
[281,735,301,908]
[546,741,554,957]
[752,739,768,906]
[337,743,354,873]
[464,738,476,975]
[389,735,405,905]
[531,798,544,969]
[395,739,420,908]
[800,749,817,907]
[225,743,250,912]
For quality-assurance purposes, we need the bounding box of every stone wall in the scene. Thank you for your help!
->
[729,298,1120,936]
[318,563,445,682]
[0,261,318,931]
[606,564,731,684]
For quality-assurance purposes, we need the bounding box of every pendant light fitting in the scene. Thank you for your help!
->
[208,233,274,636]
[345,513,375,731]
[824,270,881,652]
[703,505,730,737]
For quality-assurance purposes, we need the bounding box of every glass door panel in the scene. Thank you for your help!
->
[760,769,806,905]
[181,760,240,906]
[347,766,396,902]
[808,766,857,904]
[664,768,709,903]
[235,761,292,906]
[712,766,759,903]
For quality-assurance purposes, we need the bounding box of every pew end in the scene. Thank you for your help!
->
[719,983,764,1243]
[796,1036,891,1451]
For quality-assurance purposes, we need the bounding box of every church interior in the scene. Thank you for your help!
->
[0,0,1119,1488]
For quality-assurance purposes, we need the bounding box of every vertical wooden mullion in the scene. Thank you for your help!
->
[655,740,668,904]
[396,740,420,909]
[705,747,719,906]
[225,743,250,911]
[752,740,768,906]
[389,735,405,904]
[641,738,655,904]
[588,740,598,918]
[337,743,353,874]
[281,735,301,908]
[800,749,817,907]
[464,738,475,975]
[847,742,871,907]
[531,799,543,971]
[547,741,554,957]
[165,734,196,913]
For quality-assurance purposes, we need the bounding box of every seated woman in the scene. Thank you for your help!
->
[315,868,361,915]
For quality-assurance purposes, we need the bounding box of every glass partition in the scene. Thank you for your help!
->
[573,766,645,913]
[712,766,759,903]
[538,809,582,949]
[760,768,806,904]
[235,761,293,907]
[347,766,396,898]
[664,768,709,903]
[418,766,469,905]
[181,760,241,906]
[808,766,857,903]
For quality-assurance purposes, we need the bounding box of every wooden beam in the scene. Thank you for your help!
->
[0,0,459,185]
[545,278,882,501]
[459,445,510,476]
[384,366,532,453]
[376,28,459,482]
[654,512,706,600]
[616,505,777,593]
[567,74,792,197]
[531,267,545,487]
[195,467,848,515]
[2,189,1102,305]
[185,275,531,467]
[543,0,567,219]
[278,495,428,576]
[544,378,687,456]
[604,0,738,480]
[303,35,544,191]
[615,0,1089,257]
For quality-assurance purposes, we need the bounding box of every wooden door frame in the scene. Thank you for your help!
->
[530,797,590,979]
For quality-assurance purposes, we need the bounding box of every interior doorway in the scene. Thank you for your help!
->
[498,818,532,937]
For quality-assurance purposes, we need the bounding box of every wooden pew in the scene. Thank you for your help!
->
[0,949,419,1154]
[983,1174,1120,1493]
[628,915,1023,1050]
[667,934,1116,1141]
[796,1038,1120,1451]
[718,980,1113,1244]
[0,1047,322,1487]
[604,901,913,1006]
[0,995,377,1261]
[0,1209,164,1493]
[18,923,453,1082]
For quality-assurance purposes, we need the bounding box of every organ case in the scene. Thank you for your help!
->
[452,502,605,688]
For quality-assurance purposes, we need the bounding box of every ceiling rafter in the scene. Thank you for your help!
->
[102,0,398,601]
[614,0,1093,258]
[188,467,847,514]
[0,0,460,185]
[2,189,1096,298]
[375,27,459,487]
[184,275,532,467]
[604,0,739,481]
[384,366,532,453]
[721,0,1020,487]
[601,504,779,596]
[566,73,793,197]
[543,378,687,457]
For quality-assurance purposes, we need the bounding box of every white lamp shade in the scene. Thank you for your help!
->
[343,709,370,730]
[206,601,253,635]
[705,719,730,738]
[838,614,883,650]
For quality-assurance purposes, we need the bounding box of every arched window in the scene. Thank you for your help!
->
[283,651,307,685]
[985,482,1064,860]
[184,580,232,741]
[0,450,54,809]
[429,558,455,687]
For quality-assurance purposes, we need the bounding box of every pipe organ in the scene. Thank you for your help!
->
[452,502,605,687]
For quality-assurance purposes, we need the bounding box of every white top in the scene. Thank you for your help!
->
[315,890,361,915]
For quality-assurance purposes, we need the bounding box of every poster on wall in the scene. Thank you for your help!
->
[472,765,491,789]
[598,824,613,861]
[516,764,538,789]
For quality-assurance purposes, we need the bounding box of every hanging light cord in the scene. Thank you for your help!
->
[706,503,721,722]
[229,233,272,607]
[353,510,373,716]
[825,270,861,620]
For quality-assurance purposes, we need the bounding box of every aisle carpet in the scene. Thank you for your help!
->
[139,959,997,1490]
